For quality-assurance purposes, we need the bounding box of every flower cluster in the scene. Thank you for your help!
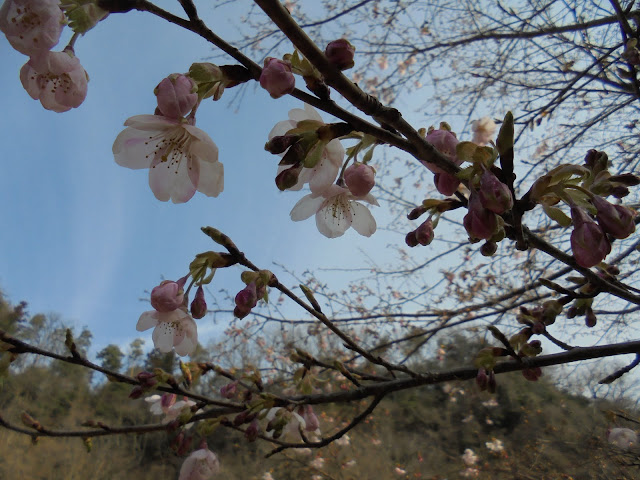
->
[267,104,378,237]
[113,73,224,203]
[136,275,207,357]
[1,0,89,111]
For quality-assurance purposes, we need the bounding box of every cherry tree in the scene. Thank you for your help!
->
[1,0,639,477]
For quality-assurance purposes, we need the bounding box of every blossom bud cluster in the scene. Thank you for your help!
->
[136,275,209,357]
[1,0,90,112]
[234,270,273,319]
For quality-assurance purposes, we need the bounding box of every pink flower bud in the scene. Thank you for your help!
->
[302,405,320,431]
[245,419,259,442]
[220,381,237,399]
[155,74,197,119]
[585,307,597,328]
[414,218,434,246]
[405,231,419,247]
[592,196,636,239]
[190,286,207,319]
[234,282,258,318]
[128,386,144,399]
[0,0,65,56]
[522,367,542,381]
[260,58,295,99]
[487,371,497,393]
[463,194,498,241]
[344,162,375,197]
[151,280,185,313]
[20,50,89,112]
[423,129,460,174]
[476,369,488,391]
[161,393,177,410]
[434,172,460,196]
[325,39,356,70]
[478,170,513,214]
[570,206,611,268]
[136,371,157,388]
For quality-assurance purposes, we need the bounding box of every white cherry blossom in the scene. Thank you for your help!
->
[136,307,197,356]
[269,104,344,193]
[179,446,220,480]
[290,184,377,238]
[113,115,223,203]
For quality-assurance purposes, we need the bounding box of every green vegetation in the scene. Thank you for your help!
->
[1,294,638,480]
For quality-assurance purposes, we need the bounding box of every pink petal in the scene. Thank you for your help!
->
[123,114,178,131]
[136,311,159,331]
[316,197,352,238]
[112,127,158,169]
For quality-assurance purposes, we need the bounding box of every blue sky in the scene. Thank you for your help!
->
[0,1,400,355]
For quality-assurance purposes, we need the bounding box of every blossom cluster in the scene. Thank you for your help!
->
[267,104,378,237]
[1,0,90,111]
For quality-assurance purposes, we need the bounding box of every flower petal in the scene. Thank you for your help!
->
[196,160,224,198]
[152,321,176,353]
[148,153,197,203]
[123,114,178,130]
[137,311,159,331]
[290,194,325,221]
[308,156,340,194]
[316,197,352,238]
[350,201,377,237]
[113,127,158,169]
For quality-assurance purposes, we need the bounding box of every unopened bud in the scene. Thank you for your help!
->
[592,196,636,239]
[265,134,300,154]
[522,367,542,382]
[260,58,295,99]
[275,164,303,191]
[408,205,428,220]
[344,162,375,197]
[190,286,207,319]
[487,371,497,393]
[480,241,498,256]
[154,74,197,119]
[415,218,435,246]
[476,369,488,391]
[128,386,144,399]
[585,308,597,328]
[220,381,238,399]
[405,231,419,247]
[325,39,356,70]
[245,419,260,442]
[478,169,513,214]
[151,280,184,313]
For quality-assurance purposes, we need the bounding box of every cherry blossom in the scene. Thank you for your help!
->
[608,427,637,450]
[20,49,88,112]
[113,114,223,203]
[269,104,345,193]
[0,0,65,56]
[179,445,220,480]
[290,184,378,238]
[471,117,497,145]
[462,448,478,466]
[325,38,356,70]
[136,307,198,356]
[344,162,375,196]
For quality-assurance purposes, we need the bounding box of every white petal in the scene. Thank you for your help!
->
[196,160,224,198]
[315,196,352,238]
[290,194,325,221]
[152,322,176,353]
[148,153,197,203]
[303,103,324,122]
[308,156,339,194]
[123,114,178,131]
[360,192,380,207]
[269,120,295,140]
[113,127,158,169]
[350,202,377,237]
[174,317,198,357]
[324,139,345,167]
[136,311,159,331]
[184,125,218,161]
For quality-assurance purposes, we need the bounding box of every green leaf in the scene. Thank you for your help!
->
[456,141,478,162]
[542,205,572,227]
